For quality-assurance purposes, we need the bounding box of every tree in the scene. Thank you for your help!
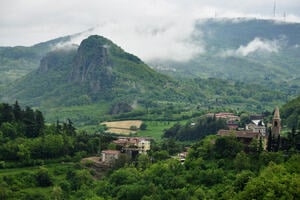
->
[0,103,14,124]
[116,184,148,200]
[237,163,300,199]
[109,168,140,186]
[267,128,272,152]
[240,113,250,128]
[137,154,151,170]
[0,122,18,139]
[36,167,52,187]
[152,150,169,161]
[140,123,147,130]
[43,134,64,158]
[233,170,255,192]
[17,144,31,164]
[35,110,45,135]
[161,138,181,155]
[69,169,93,190]
[214,136,244,158]
[23,106,37,137]
[51,186,63,200]
[62,119,76,136]
[12,100,22,121]
[234,151,251,171]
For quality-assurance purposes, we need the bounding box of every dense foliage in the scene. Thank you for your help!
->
[0,101,45,138]
[1,135,299,200]
[163,115,227,141]
[0,100,300,199]
[0,102,114,167]
[0,35,73,88]
[1,34,291,126]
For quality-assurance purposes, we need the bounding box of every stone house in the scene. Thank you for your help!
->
[101,150,120,164]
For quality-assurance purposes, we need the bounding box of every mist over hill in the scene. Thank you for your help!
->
[150,18,300,95]
[0,18,299,123]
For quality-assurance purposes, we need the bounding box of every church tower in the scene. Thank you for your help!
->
[271,106,281,138]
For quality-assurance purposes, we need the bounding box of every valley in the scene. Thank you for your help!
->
[0,17,299,200]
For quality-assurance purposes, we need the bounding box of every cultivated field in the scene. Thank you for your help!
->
[101,120,143,135]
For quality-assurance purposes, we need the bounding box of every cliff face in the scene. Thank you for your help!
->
[69,35,114,92]
[2,34,176,113]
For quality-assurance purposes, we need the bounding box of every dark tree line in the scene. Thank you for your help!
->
[267,127,300,152]
[0,102,115,166]
[0,101,44,138]
[163,116,227,141]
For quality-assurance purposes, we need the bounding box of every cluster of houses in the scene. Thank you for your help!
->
[100,107,281,165]
[216,107,281,150]
[101,137,151,164]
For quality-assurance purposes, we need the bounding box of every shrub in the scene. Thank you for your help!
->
[35,167,52,187]
[0,161,5,168]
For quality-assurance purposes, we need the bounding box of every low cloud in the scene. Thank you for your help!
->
[1,0,300,62]
[60,21,205,62]
[220,37,282,57]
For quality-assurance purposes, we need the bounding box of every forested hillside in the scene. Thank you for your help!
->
[281,95,300,129]
[1,19,299,125]
[0,35,76,88]
[0,102,114,166]
[151,19,300,96]
[1,35,289,125]
[1,94,300,199]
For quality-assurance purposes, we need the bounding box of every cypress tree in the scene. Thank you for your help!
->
[267,128,272,152]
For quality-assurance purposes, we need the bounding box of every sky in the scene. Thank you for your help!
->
[1,0,300,61]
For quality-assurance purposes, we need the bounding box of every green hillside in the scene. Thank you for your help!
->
[0,102,299,200]
[1,35,180,122]
[281,95,300,129]
[1,35,290,124]
[0,35,76,89]
[151,19,300,96]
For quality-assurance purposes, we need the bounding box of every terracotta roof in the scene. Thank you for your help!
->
[217,129,259,138]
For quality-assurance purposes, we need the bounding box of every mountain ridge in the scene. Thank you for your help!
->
[1,35,178,108]
[1,19,298,124]
[150,18,300,95]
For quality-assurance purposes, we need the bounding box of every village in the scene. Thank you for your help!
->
[87,107,282,167]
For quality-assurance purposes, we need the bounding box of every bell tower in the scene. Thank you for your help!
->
[271,106,281,138]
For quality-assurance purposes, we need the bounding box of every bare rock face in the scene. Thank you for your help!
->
[69,35,114,92]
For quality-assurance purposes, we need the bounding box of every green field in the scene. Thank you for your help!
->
[79,120,186,141]
[137,121,183,140]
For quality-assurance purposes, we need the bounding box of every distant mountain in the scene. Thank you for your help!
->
[150,18,300,96]
[1,35,183,120]
[0,35,76,88]
[0,34,290,124]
